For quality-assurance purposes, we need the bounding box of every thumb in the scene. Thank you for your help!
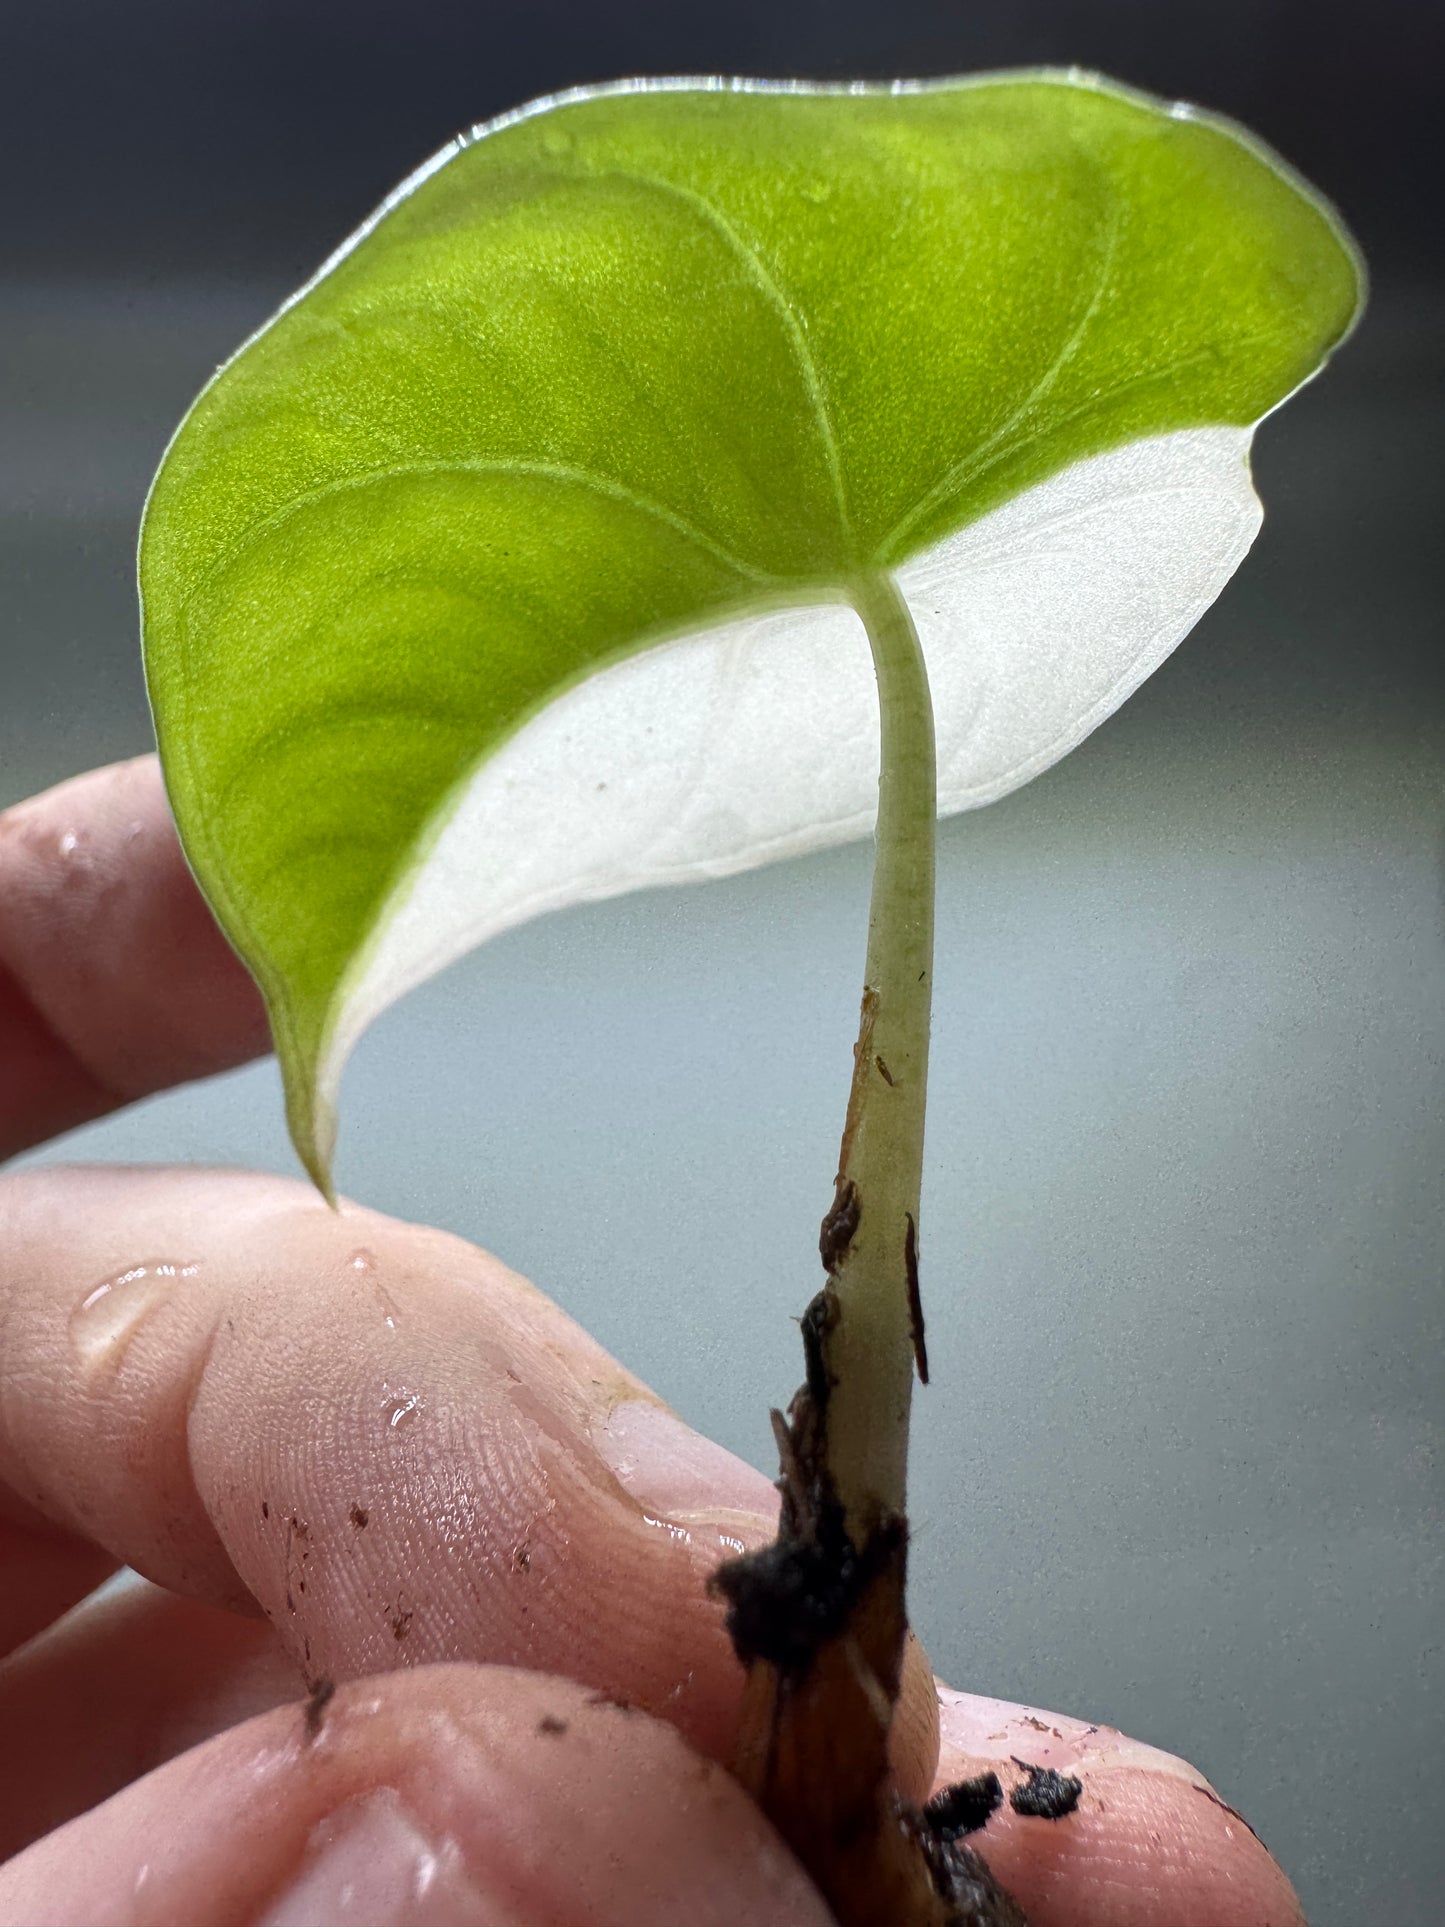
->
[0,1663,832,1927]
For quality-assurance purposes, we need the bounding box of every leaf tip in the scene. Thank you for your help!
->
[284,1067,340,1209]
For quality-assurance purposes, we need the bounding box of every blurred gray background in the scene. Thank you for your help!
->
[2,3,1442,1922]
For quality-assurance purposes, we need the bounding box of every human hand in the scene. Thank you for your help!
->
[0,758,1306,1925]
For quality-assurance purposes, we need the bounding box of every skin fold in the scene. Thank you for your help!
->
[0,759,1307,1926]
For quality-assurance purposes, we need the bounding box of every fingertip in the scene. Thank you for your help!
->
[932,1688,1307,1927]
[0,1174,770,1766]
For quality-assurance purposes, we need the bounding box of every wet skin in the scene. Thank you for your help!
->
[0,758,1307,1926]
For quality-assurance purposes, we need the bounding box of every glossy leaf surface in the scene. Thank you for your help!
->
[141,72,1362,1183]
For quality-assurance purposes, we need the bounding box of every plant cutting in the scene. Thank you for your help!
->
[138,69,1362,1925]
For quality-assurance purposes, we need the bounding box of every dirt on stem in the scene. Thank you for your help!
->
[712,1251,1028,1927]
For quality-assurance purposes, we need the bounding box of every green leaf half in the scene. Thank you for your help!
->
[140,70,1363,1188]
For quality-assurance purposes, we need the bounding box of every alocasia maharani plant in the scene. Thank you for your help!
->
[139,70,1361,1924]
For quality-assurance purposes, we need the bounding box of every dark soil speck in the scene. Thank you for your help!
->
[1009,1761,1083,1821]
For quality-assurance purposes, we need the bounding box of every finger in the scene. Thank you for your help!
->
[0,1165,939,1801]
[0,1164,769,1756]
[0,756,270,1158]
[0,1664,834,1927]
[0,1565,934,1871]
[0,1517,115,1658]
[0,1573,303,1863]
[932,1686,1306,1927]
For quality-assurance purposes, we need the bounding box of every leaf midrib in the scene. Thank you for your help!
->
[582,162,854,549]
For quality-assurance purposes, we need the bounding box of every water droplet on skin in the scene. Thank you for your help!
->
[641,1512,693,1545]
[348,1250,399,1328]
[58,831,80,856]
[70,1260,201,1378]
[383,1391,423,1432]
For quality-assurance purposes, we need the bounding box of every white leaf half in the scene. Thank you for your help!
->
[316,424,1259,1135]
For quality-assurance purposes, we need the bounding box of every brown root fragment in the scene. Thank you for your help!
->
[905,1212,929,1384]
[819,1177,862,1273]
[713,1311,1029,1927]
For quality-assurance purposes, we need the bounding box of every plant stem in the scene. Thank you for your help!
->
[715,576,1029,1925]
[825,569,937,1541]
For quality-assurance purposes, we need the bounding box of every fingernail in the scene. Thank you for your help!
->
[254,1789,510,1927]
[595,1398,778,1555]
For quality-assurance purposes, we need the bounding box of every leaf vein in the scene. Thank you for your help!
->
[880,201,1124,562]
[175,457,773,626]
[879,347,1229,566]
[595,164,854,548]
